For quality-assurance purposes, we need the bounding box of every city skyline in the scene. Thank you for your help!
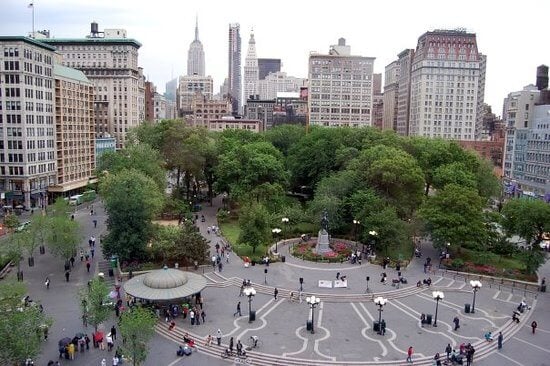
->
[1,0,548,113]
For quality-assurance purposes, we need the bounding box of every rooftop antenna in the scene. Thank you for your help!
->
[28,1,35,38]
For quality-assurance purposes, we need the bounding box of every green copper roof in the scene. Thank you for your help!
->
[0,36,57,51]
[41,37,141,48]
[54,64,91,84]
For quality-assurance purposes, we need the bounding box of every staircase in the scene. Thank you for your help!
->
[97,260,116,287]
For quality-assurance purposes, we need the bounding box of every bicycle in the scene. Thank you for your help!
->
[247,336,263,349]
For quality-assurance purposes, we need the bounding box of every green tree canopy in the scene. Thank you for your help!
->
[264,124,306,156]
[238,203,271,254]
[150,222,209,265]
[501,198,550,247]
[79,277,110,332]
[418,183,486,251]
[100,169,164,261]
[119,307,157,366]
[47,216,80,263]
[432,162,478,190]
[0,281,51,364]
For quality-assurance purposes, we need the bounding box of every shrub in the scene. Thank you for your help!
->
[450,258,464,270]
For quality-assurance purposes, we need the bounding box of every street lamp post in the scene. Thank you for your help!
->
[272,228,281,254]
[432,291,444,327]
[374,296,388,335]
[281,217,289,241]
[243,287,256,323]
[470,280,482,313]
[306,295,321,334]
[353,219,361,251]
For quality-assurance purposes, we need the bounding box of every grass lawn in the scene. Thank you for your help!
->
[219,220,269,261]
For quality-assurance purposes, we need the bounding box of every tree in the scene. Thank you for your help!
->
[501,198,550,247]
[5,231,26,281]
[98,143,166,191]
[79,278,110,332]
[0,281,52,364]
[264,124,306,156]
[3,213,19,233]
[215,141,288,202]
[238,203,271,254]
[432,162,477,190]
[100,169,164,262]
[360,206,408,257]
[418,184,486,251]
[119,307,156,366]
[29,213,49,260]
[48,216,80,266]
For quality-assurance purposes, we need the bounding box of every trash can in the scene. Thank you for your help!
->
[281,256,286,263]
[39,246,45,255]
[373,321,380,332]
[306,320,312,331]
[108,268,114,277]
[251,260,256,266]
[249,310,256,322]
[110,255,118,269]
[28,257,34,267]
[464,303,471,313]
[541,285,547,293]
[425,314,433,325]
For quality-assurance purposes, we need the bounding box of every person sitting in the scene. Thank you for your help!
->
[484,331,494,342]
[512,311,520,323]
[451,349,463,364]
[176,346,185,356]
[169,321,176,331]
[183,332,192,344]
[517,300,528,313]
[417,280,422,287]
[340,275,347,282]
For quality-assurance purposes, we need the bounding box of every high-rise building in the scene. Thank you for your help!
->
[408,29,485,140]
[257,71,307,100]
[258,58,281,80]
[164,77,178,102]
[243,31,259,101]
[396,49,414,136]
[372,73,383,129]
[228,23,242,114]
[49,64,96,196]
[145,81,156,122]
[503,66,550,201]
[0,37,57,208]
[308,38,375,127]
[383,60,400,130]
[177,74,213,114]
[187,17,205,77]
[41,22,144,148]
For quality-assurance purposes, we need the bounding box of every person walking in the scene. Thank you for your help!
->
[497,331,503,349]
[406,346,413,363]
[93,219,97,228]
[434,352,442,366]
[201,309,206,324]
[86,260,91,273]
[445,343,452,360]
[44,277,50,289]
[216,329,222,346]
[65,270,70,282]
[234,301,241,317]
[531,320,538,334]
[274,288,279,301]
[110,325,117,341]
[229,337,234,354]
[453,316,460,331]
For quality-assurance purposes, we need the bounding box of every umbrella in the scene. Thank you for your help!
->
[75,332,86,339]
[58,337,71,347]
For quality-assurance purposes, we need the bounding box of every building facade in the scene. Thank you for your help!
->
[208,117,263,133]
[145,80,155,122]
[228,23,242,114]
[273,92,307,125]
[383,60,400,130]
[95,136,116,165]
[177,74,213,114]
[396,49,414,136]
[244,98,275,129]
[41,23,144,148]
[257,71,307,100]
[372,73,383,128]
[189,97,230,128]
[502,85,540,129]
[164,77,178,102]
[408,30,485,140]
[308,38,375,127]
[49,64,96,195]
[187,17,205,77]
[0,37,57,208]
[258,58,281,80]
[243,32,259,101]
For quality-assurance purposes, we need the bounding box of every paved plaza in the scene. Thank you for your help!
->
[7,196,550,366]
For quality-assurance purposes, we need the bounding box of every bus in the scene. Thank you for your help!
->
[69,194,84,206]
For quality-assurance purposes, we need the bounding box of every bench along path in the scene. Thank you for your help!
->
[157,272,536,365]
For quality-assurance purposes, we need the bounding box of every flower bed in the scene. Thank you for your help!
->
[290,240,352,263]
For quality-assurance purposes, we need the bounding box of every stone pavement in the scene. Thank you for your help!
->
[7,195,548,366]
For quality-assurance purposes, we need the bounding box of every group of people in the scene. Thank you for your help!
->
[444,342,476,365]
[224,336,246,357]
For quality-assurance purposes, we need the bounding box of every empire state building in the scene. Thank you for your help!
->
[187,17,205,76]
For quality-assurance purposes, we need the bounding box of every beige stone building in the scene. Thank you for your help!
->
[49,64,96,194]
[190,97,231,128]
[208,117,263,133]
[383,60,400,130]
[177,74,214,114]
[308,38,375,127]
[41,23,144,148]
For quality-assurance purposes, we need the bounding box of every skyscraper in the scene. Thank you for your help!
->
[187,16,205,76]
[258,58,281,80]
[243,31,259,101]
[228,23,242,114]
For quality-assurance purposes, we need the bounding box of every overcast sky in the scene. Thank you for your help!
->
[1,0,548,116]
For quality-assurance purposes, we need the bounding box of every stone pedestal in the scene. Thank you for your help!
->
[315,229,331,254]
